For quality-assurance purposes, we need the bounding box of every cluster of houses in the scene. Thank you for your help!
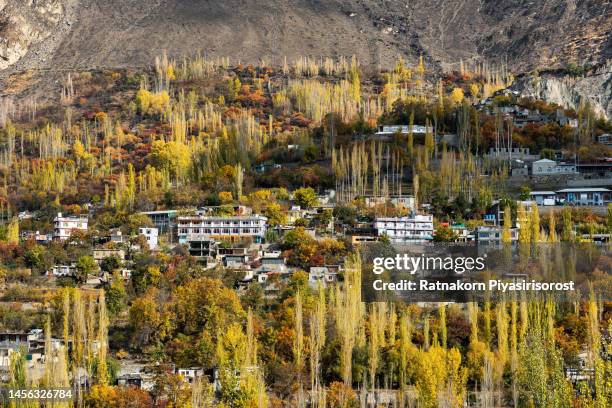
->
[0,329,51,382]
[9,188,608,390]
[530,188,611,206]
[483,146,612,180]
[30,181,611,284]
[0,329,98,383]
[478,103,579,129]
[0,328,211,390]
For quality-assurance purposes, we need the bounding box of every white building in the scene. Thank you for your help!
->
[53,213,88,240]
[258,253,287,274]
[597,133,612,145]
[485,147,539,161]
[178,215,267,243]
[529,191,557,206]
[374,214,434,243]
[531,159,576,175]
[47,264,77,277]
[177,367,204,384]
[110,229,128,244]
[476,226,518,244]
[138,227,159,250]
[309,266,340,288]
[93,248,125,263]
[376,125,433,135]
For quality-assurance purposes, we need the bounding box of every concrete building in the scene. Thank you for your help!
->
[374,214,434,243]
[138,227,159,250]
[141,210,179,233]
[178,215,267,243]
[529,191,557,206]
[47,264,77,277]
[259,253,288,273]
[556,109,579,128]
[110,229,128,244]
[485,147,540,161]
[375,125,433,136]
[309,266,341,288]
[597,133,612,145]
[185,237,218,262]
[0,329,62,381]
[484,200,535,226]
[177,367,205,384]
[220,247,251,269]
[53,213,88,240]
[476,226,518,244]
[22,230,52,243]
[93,248,125,263]
[555,188,611,206]
[531,159,576,175]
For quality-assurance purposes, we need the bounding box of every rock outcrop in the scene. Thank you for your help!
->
[512,63,612,120]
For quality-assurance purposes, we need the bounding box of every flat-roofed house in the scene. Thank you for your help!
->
[555,188,611,206]
[178,215,267,243]
[374,214,434,243]
[531,159,577,175]
[53,213,88,240]
[138,227,159,250]
[529,191,557,206]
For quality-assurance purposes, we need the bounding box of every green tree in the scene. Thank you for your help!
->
[561,206,573,242]
[100,256,121,274]
[76,255,97,284]
[105,272,127,315]
[519,185,531,201]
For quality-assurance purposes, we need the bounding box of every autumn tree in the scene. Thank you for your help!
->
[150,140,191,182]
[450,88,464,105]
[293,187,318,208]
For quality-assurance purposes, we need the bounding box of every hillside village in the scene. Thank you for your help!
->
[0,54,610,407]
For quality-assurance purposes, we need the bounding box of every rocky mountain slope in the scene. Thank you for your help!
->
[1,0,610,74]
[511,62,612,120]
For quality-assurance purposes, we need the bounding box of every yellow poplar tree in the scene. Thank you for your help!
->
[5,218,19,244]
[450,88,464,105]
[501,206,512,243]
[530,203,540,243]
[517,203,531,243]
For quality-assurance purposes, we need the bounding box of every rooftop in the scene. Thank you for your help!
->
[556,188,611,193]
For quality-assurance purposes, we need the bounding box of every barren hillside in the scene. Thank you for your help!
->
[1,0,610,75]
